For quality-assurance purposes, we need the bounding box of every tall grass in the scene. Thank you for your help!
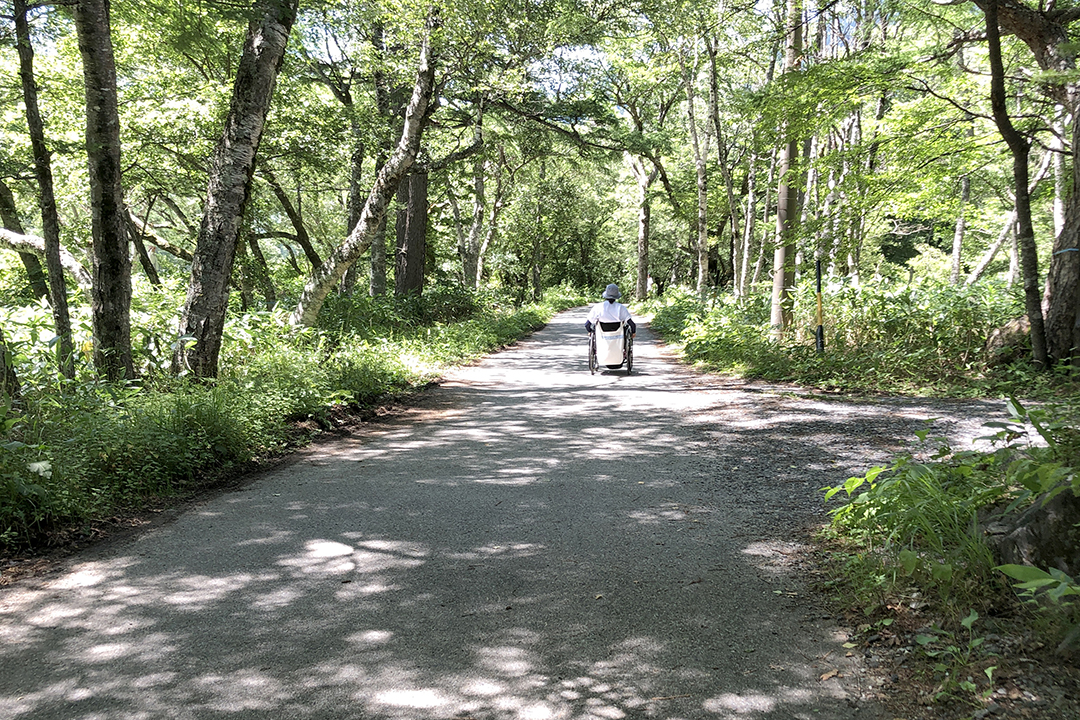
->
[647,278,1064,397]
[0,285,586,551]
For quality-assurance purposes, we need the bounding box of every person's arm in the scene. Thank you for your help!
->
[619,304,636,335]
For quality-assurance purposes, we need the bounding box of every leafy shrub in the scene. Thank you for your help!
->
[822,399,1080,697]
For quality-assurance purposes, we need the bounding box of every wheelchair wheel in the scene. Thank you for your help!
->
[625,335,634,374]
[588,333,598,375]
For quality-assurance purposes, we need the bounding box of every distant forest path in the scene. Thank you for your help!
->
[0,308,1003,720]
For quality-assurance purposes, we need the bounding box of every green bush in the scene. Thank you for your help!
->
[822,399,1080,697]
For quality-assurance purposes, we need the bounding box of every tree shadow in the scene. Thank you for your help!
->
[0,309,996,719]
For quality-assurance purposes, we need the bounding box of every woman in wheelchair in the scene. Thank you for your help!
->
[585,284,636,373]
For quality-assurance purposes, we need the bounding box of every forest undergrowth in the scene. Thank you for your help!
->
[648,280,1080,717]
[0,284,588,556]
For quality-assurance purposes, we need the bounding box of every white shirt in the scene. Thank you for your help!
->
[587,300,632,326]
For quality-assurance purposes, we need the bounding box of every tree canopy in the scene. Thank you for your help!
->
[1,0,1080,379]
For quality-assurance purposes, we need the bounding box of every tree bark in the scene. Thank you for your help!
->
[175,0,298,377]
[394,169,428,296]
[0,179,48,300]
[951,174,970,285]
[708,35,742,292]
[461,104,486,289]
[341,120,365,295]
[628,154,657,300]
[771,0,802,339]
[0,325,19,402]
[1044,94,1080,362]
[679,43,710,300]
[292,12,439,326]
[965,0,1079,363]
[986,0,1049,368]
[16,0,74,378]
[75,0,133,381]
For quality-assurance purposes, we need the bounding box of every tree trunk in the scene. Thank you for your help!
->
[968,150,1053,285]
[707,35,742,293]
[369,216,389,296]
[475,146,512,288]
[462,106,486,289]
[260,163,322,269]
[16,0,74,378]
[770,0,802,339]
[966,0,1077,364]
[0,179,48,300]
[738,148,758,297]
[679,44,709,300]
[292,13,439,326]
[247,234,277,309]
[0,229,92,291]
[394,169,428,297]
[986,0,1049,368]
[127,197,161,287]
[0,326,19,401]
[175,0,298,377]
[951,173,970,285]
[1044,99,1080,362]
[75,0,133,381]
[628,154,657,300]
[341,121,365,295]
[532,161,545,302]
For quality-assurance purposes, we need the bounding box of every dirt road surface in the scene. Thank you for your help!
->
[0,308,1002,719]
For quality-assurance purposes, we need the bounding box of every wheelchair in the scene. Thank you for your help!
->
[588,320,634,375]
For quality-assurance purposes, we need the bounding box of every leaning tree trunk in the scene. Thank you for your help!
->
[292,13,439,327]
[969,150,1053,285]
[260,162,321,269]
[17,0,74,377]
[174,0,298,378]
[986,0,1049,368]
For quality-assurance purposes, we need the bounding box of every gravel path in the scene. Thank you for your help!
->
[0,308,1006,719]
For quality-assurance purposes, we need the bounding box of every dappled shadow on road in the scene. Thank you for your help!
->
[0,309,996,719]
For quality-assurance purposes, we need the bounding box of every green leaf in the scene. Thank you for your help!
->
[997,564,1053,583]
[931,563,953,583]
[899,549,919,575]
